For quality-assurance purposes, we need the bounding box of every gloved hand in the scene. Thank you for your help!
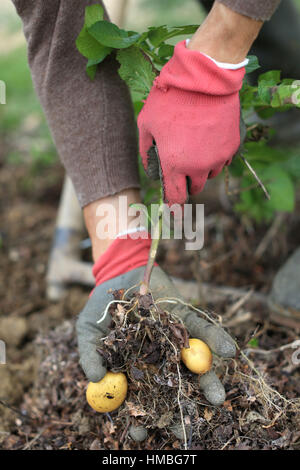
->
[76,236,236,406]
[137,40,246,205]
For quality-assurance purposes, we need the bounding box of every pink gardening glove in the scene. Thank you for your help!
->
[137,40,246,205]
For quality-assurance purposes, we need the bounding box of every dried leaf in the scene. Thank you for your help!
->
[126,402,147,417]
[156,411,173,429]
[169,323,189,348]
[130,365,144,381]
[223,400,233,412]
[204,408,213,422]
[89,439,102,450]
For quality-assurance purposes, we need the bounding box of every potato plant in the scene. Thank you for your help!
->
[76,4,300,223]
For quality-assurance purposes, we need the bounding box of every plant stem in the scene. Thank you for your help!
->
[240,154,271,200]
[140,187,163,295]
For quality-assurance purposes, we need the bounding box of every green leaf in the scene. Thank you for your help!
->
[146,26,169,47]
[244,142,286,164]
[240,82,256,109]
[255,107,276,119]
[271,83,294,108]
[158,44,174,59]
[245,55,260,74]
[133,100,144,116]
[235,154,295,221]
[85,4,104,28]
[144,187,160,204]
[229,156,245,177]
[258,70,281,86]
[281,78,296,86]
[89,21,140,49]
[170,25,199,36]
[248,338,259,348]
[257,83,273,105]
[147,25,198,47]
[86,62,97,80]
[76,26,111,59]
[235,175,274,222]
[76,5,107,60]
[260,165,295,212]
[116,46,156,99]
[282,153,300,180]
[86,55,109,79]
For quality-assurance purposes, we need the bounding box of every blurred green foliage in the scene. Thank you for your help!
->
[0,1,56,171]
[0,3,22,34]
[127,0,204,30]
[0,47,40,130]
[0,46,56,169]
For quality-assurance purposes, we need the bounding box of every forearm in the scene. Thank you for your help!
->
[188,1,263,63]
[83,188,142,262]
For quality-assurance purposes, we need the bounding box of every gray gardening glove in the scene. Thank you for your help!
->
[77,265,235,406]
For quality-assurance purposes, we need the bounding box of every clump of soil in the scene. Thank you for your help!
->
[98,289,197,434]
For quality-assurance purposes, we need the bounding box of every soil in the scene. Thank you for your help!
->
[0,153,300,450]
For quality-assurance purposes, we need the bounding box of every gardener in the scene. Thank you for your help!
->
[12,0,300,411]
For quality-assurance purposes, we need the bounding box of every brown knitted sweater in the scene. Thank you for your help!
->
[218,0,281,21]
[11,0,281,207]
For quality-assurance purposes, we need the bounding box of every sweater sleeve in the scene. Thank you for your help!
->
[11,0,140,208]
[217,0,281,21]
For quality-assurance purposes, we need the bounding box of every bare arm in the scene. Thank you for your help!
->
[188,1,263,63]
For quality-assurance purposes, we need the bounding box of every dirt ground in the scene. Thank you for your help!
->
[0,1,299,451]
[0,143,299,449]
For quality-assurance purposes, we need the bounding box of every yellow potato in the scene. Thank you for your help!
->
[86,371,128,413]
[181,338,212,375]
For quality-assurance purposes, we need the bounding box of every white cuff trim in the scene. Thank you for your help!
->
[185,39,248,70]
[115,226,147,239]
